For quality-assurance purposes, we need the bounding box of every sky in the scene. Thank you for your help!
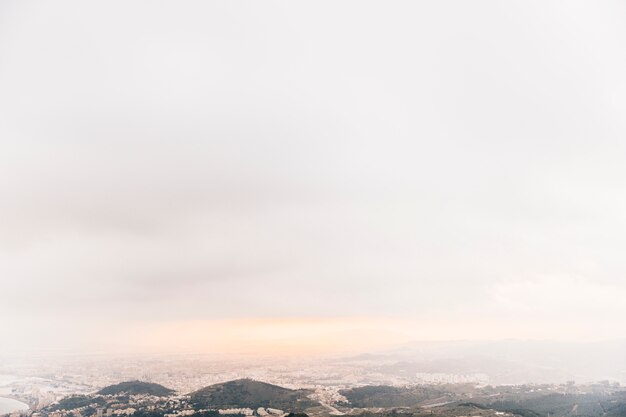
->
[1,1,626,357]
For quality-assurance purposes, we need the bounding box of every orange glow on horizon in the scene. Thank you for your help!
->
[104,315,626,357]
[122,317,409,357]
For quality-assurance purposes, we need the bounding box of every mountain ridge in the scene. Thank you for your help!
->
[98,380,175,397]
[190,378,317,411]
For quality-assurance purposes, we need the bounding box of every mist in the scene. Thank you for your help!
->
[1,0,626,390]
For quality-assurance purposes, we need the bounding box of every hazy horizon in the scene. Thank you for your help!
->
[2,0,626,361]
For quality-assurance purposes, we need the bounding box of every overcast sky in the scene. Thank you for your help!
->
[1,1,626,356]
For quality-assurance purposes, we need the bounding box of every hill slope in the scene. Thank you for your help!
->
[190,379,317,410]
[340,385,453,408]
[98,381,174,396]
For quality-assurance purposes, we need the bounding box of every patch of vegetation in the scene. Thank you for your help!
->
[340,385,449,408]
[50,395,107,411]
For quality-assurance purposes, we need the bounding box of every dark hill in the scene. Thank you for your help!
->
[339,385,450,408]
[190,379,317,410]
[50,395,107,411]
[98,380,174,396]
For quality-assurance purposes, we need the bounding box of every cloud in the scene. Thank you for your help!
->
[1,1,626,355]
[489,276,626,316]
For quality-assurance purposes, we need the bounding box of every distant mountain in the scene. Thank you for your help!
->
[98,380,174,396]
[380,340,626,384]
[189,379,317,410]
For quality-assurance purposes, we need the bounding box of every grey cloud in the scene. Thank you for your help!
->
[2,0,626,354]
